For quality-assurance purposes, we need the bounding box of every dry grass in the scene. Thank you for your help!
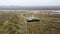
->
[0,11,60,34]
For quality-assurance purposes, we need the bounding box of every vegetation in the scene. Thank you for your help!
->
[0,11,60,34]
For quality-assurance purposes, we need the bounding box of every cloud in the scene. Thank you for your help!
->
[0,0,60,6]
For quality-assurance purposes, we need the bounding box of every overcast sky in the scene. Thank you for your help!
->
[0,0,60,6]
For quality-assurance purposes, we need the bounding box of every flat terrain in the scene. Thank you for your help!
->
[0,11,60,34]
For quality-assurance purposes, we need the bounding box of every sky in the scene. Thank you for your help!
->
[0,0,60,6]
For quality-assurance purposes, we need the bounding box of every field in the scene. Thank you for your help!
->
[0,10,60,34]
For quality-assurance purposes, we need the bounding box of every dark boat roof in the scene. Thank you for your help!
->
[27,18,40,22]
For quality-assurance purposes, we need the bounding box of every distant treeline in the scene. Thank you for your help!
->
[0,6,60,10]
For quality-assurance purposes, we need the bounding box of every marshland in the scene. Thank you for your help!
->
[0,10,60,34]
